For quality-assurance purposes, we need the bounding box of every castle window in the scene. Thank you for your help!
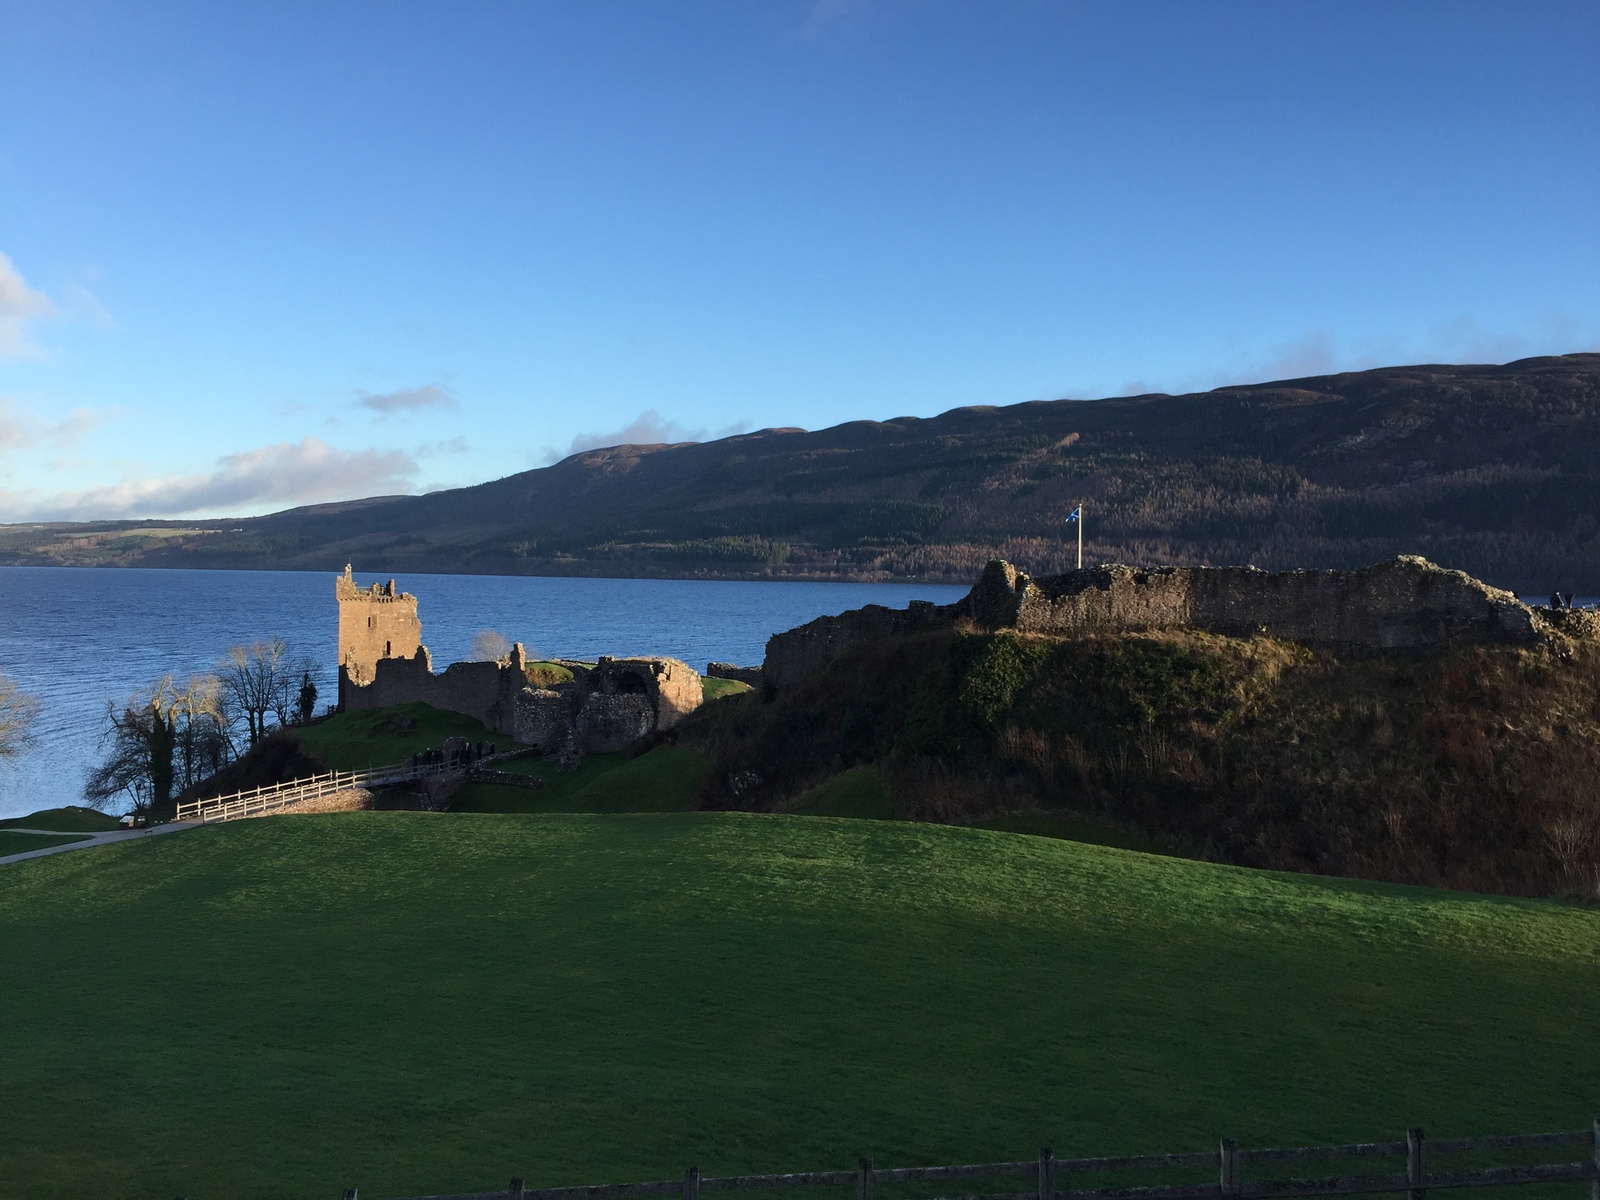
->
[386,640,392,657]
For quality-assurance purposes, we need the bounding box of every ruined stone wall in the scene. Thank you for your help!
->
[341,643,528,735]
[760,599,955,694]
[761,555,1568,692]
[512,656,703,756]
[336,565,422,688]
[1008,557,1543,649]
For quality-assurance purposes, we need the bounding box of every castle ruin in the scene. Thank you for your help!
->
[335,566,701,759]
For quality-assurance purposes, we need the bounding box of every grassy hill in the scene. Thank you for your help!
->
[678,628,1600,898]
[0,812,1596,1199]
[4,355,1600,591]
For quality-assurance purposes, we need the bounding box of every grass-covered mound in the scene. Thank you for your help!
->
[293,702,505,770]
[680,629,1600,897]
[0,806,121,832]
[703,675,754,701]
[1,812,1597,1199]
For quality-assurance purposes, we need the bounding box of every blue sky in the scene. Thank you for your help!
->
[1,0,1597,521]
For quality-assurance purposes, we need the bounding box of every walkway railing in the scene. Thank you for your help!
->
[334,1123,1599,1200]
[175,759,451,824]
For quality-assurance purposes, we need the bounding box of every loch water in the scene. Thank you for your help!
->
[0,566,967,820]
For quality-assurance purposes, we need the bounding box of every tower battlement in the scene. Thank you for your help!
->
[336,564,422,691]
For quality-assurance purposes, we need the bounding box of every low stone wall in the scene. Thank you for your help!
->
[707,662,762,687]
[762,555,1574,692]
[270,788,374,816]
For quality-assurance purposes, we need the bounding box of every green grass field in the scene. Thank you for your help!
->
[0,830,91,855]
[1,812,1596,1200]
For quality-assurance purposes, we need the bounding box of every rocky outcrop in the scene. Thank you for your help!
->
[707,662,762,687]
[761,555,1579,692]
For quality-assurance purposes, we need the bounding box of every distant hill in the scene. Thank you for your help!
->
[5,353,1600,592]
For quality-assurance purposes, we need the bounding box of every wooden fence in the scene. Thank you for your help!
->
[324,1123,1600,1200]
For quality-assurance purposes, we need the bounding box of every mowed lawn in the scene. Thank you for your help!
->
[1,813,1597,1200]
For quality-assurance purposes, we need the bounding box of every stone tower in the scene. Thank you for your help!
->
[336,564,422,691]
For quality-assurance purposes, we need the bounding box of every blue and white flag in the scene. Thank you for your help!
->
[1065,507,1081,523]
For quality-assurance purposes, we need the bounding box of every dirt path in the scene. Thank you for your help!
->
[0,821,201,867]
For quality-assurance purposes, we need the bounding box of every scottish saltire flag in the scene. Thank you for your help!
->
[1065,507,1081,523]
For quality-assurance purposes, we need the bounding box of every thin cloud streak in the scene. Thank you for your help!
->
[355,383,459,415]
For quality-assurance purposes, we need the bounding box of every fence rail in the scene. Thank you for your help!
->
[316,1122,1600,1200]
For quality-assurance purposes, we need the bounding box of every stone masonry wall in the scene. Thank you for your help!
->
[762,555,1568,692]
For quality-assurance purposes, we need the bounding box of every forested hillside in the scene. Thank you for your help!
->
[5,353,1599,592]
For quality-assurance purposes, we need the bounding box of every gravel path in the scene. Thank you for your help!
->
[0,822,201,866]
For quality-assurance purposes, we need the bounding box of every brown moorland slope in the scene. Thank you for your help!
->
[5,354,1599,591]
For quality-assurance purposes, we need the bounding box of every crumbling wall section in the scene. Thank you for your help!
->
[762,555,1568,692]
[1006,557,1542,649]
[341,643,529,735]
[761,599,955,694]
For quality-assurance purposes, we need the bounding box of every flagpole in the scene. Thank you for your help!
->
[1077,503,1083,570]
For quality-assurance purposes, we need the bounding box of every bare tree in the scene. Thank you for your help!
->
[471,629,512,662]
[0,670,40,760]
[85,675,234,820]
[173,675,234,793]
[218,639,287,747]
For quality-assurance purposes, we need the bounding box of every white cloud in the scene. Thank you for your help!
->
[0,436,418,521]
[0,253,56,361]
[548,409,752,463]
[355,383,459,415]
[1206,317,1600,393]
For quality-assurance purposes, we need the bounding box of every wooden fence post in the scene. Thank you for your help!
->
[858,1156,874,1200]
[1220,1139,1240,1197]
[1039,1146,1056,1200]
[685,1165,700,1200]
[510,1177,525,1200]
[1407,1128,1426,1200]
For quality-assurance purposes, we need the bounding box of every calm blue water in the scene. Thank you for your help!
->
[0,567,967,820]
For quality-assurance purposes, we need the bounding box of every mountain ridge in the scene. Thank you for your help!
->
[5,352,1599,591]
